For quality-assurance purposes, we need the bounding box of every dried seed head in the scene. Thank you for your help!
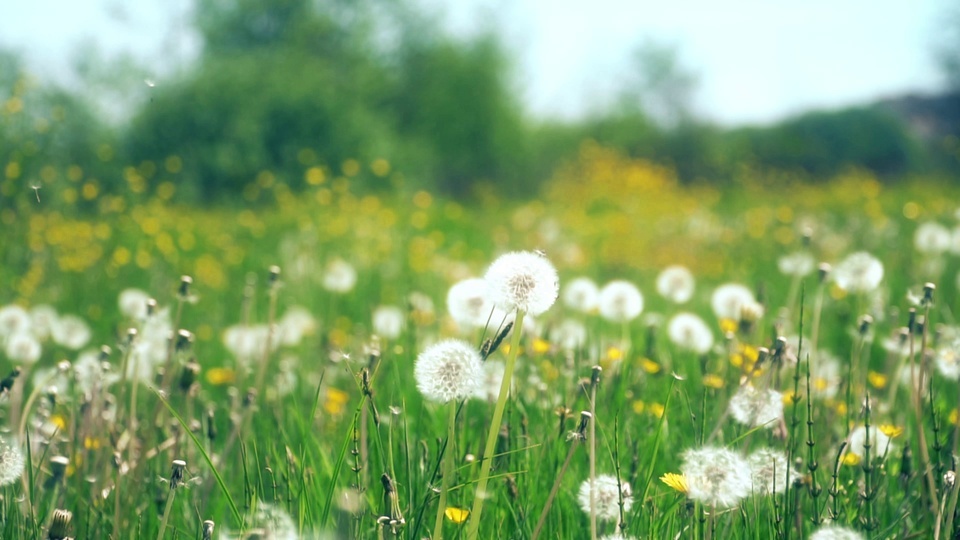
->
[47,508,73,540]
[175,329,194,352]
[146,298,158,317]
[945,470,956,488]
[50,455,69,481]
[170,459,187,489]
[202,520,215,540]
[817,263,831,283]
[268,265,281,286]
[859,315,873,336]
[98,345,111,361]
[178,275,193,298]
[923,282,935,305]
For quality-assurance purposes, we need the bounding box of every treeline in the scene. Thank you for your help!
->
[1,0,958,206]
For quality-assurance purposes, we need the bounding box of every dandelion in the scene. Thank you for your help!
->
[223,324,274,367]
[484,251,559,316]
[667,312,714,355]
[249,501,298,540]
[681,447,752,508]
[0,439,25,487]
[777,252,815,277]
[372,305,405,339]
[747,448,799,495]
[598,280,644,323]
[576,474,632,521]
[447,278,500,330]
[551,319,587,352]
[50,315,91,350]
[846,425,894,460]
[471,360,505,403]
[833,252,884,294]
[408,291,436,325]
[660,472,688,493]
[914,222,951,255]
[563,277,600,312]
[656,265,695,304]
[810,353,842,399]
[28,305,58,340]
[5,332,41,364]
[728,384,783,429]
[935,337,960,380]
[118,288,151,320]
[0,304,31,338]
[710,283,755,321]
[414,339,483,403]
[277,306,316,346]
[809,525,865,540]
[322,258,357,293]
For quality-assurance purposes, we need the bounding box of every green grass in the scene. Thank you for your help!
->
[1,154,960,538]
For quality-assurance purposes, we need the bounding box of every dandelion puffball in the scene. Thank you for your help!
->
[0,440,24,487]
[656,265,695,304]
[372,305,405,339]
[832,252,884,294]
[667,313,714,354]
[4,332,41,364]
[576,474,632,521]
[563,277,600,313]
[598,280,643,323]
[414,339,483,403]
[51,315,91,350]
[681,447,752,508]
[914,222,951,255]
[0,304,31,338]
[322,258,357,293]
[446,278,499,330]
[809,525,865,540]
[846,426,894,460]
[710,283,755,321]
[484,251,559,316]
[728,384,783,429]
[747,448,799,495]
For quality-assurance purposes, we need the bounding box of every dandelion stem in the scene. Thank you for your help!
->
[588,366,601,540]
[467,309,525,540]
[432,400,457,540]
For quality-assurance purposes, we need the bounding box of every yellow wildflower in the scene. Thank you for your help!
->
[444,507,469,524]
[702,374,724,389]
[660,473,688,493]
[641,358,661,374]
[867,371,887,389]
[879,424,904,438]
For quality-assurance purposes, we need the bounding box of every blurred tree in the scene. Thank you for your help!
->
[618,40,699,128]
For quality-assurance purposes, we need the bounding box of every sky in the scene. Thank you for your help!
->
[0,0,953,126]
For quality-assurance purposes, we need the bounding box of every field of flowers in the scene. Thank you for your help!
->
[2,144,960,539]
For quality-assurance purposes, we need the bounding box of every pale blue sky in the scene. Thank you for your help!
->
[0,0,953,125]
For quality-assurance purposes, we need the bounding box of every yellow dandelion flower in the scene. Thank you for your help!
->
[606,346,623,362]
[742,345,760,364]
[532,338,551,354]
[782,390,800,404]
[84,437,101,450]
[719,318,738,334]
[641,358,661,374]
[950,409,959,426]
[702,374,724,389]
[205,367,236,385]
[444,507,469,524]
[660,473,688,493]
[632,400,645,414]
[730,353,744,368]
[842,452,861,466]
[879,424,904,438]
[648,403,665,418]
[49,414,67,431]
[867,371,887,389]
[324,388,350,415]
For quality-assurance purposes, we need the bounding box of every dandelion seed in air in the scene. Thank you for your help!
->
[728,384,783,429]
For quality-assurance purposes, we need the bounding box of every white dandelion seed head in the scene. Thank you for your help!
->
[551,318,588,352]
[656,265,695,304]
[484,251,559,316]
[710,283,755,321]
[414,339,483,403]
[728,385,783,429]
[777,252,815,277]
[914,222,952,255]
[0,439,25,487]
[600,535,638,540]
[0,304,31,338]
[576,474,632,521]
[372,305,405,340]
[250,500,298,540]
[681,447,752,508]
[810,354,841,399]
[747,448,799,495]
[598,280,644,323]
[28,305,58,340]
[5,332,41,364]
[223,324,275,366]
[73,349,118,397]
[809,525,865,540]
[322,258,357,293]
[667,312,714,355]
[563,277,600,313]
[51,315,91,350]
[118,288,151,320]
[446,278,501,330]
[935,337,960,381]
[277,306,317,347]
[846,426,894,459]
[471,359,506,403]
[833,252,884,294]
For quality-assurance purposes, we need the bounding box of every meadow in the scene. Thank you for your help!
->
[2,142,960,539]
